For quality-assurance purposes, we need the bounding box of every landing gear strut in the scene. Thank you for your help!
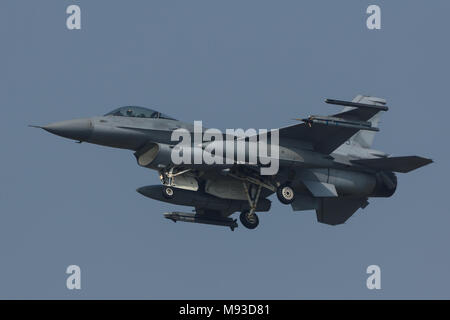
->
[240,182,262,229]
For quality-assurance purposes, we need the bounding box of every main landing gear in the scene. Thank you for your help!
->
[240,182,262,230]
[276,183,295,204]
[240,210,259,229]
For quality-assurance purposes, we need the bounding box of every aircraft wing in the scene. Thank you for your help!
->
[278,122,360,154]
[278,97,388,154]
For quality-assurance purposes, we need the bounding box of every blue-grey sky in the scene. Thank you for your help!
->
[0,0,448,299]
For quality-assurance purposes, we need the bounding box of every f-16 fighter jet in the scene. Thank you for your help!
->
[32,95,432,230]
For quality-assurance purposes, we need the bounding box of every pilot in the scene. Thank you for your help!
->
[126,109,134,117]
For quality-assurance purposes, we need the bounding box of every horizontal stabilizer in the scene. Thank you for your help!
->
[351,156,433,173]
[316,197,369,225]
[303,180,338,197]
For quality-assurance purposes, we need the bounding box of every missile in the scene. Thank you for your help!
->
[325,98,389,111]
[299,115,379,132]
[164,212,238,231]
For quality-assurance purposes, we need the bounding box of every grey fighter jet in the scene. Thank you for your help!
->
[33,95,432,230]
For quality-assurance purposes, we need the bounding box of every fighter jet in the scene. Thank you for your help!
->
[32,95,432,230]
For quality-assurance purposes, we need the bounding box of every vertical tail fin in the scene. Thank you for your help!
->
[343,95,386,148]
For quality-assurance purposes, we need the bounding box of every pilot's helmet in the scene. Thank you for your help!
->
[126,109,133,116]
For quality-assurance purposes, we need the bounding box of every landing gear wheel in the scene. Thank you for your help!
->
[240,210,259,229]
[277,184,295,204]
[162,186,174,199]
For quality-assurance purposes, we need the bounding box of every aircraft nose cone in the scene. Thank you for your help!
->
[43,119,93,141]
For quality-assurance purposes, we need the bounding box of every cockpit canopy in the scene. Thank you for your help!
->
[104,106,176,120]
